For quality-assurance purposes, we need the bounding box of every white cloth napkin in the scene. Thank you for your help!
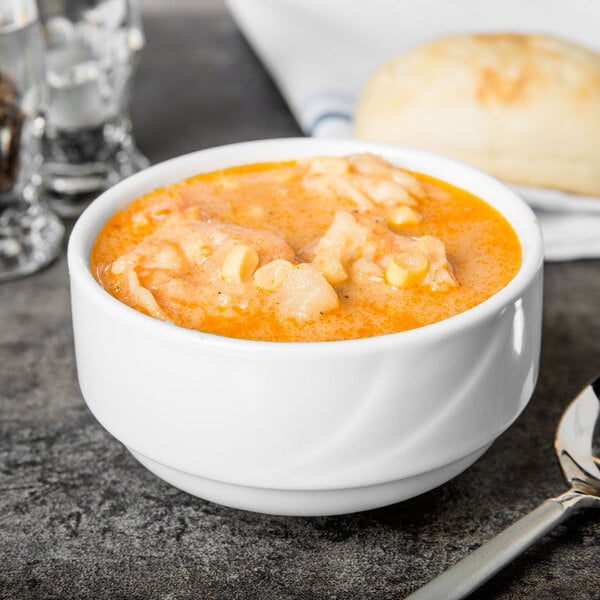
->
[226,0,600,261]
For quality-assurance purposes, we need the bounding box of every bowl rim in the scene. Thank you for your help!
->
[68,137,543,352]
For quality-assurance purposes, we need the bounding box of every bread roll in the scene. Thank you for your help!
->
[354,33,600,196]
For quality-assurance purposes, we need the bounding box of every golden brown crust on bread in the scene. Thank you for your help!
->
[354,33,600,196]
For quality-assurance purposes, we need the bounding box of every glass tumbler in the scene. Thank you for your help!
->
[0,0,64,282]
[38,0,149,218]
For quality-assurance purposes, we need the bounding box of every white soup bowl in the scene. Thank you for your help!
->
[68,138,543,515]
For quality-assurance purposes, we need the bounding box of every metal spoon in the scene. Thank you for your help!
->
[406,374,600,600]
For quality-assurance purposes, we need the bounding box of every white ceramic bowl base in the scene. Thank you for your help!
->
[69,139,544,516]
[130,444,491,516]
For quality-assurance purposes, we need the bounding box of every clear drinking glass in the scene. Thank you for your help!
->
[38,0,149,218]
[0,0,64,282]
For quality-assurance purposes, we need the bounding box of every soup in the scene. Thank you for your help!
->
[91,154,520,341]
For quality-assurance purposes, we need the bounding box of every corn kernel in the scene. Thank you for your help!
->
[385,252,429,288]
[221,244,259,283]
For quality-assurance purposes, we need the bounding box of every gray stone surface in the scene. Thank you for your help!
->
[1,3,599,599]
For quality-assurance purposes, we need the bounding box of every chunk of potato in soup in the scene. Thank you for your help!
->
[91,154,521,341]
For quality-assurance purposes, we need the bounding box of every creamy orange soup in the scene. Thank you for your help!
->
[91,154,521,341]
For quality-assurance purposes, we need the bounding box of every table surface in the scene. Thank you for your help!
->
[2,3,599,599]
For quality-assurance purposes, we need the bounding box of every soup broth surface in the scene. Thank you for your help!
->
[91,154,521,341]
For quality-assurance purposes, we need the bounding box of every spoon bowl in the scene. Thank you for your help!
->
[407,373,600,600]
[556,377,600,495]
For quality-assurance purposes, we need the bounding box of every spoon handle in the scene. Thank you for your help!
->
[404,491,593,600]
